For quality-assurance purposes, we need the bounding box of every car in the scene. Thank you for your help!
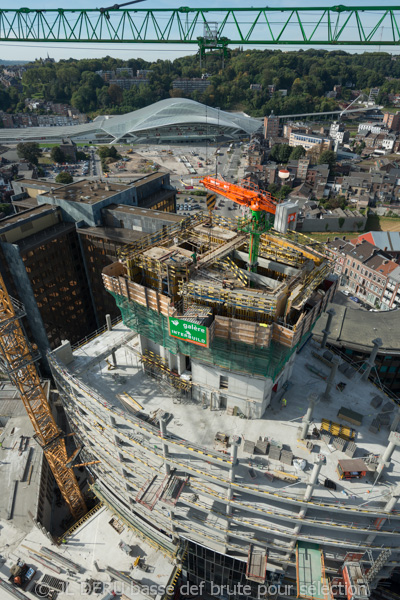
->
[350,296,360,303]
[342,290,350,296]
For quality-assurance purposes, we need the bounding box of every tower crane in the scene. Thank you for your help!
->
[0,272,87,520]
[200,176,291,272]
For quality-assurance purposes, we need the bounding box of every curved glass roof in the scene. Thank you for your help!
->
[0,98,262,143]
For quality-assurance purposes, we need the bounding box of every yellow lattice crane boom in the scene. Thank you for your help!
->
[0,273,87,520]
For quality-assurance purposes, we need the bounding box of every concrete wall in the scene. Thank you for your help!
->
[133,173,172,205]
[0,242,50,365]
[103,208,177,234]
[0,209,61,243]
[298,214,367,232]
[191,360,272,419]
[37,187,135,227]
[35,174,172,227]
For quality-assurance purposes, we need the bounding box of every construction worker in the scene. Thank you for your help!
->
[281,398,287,408]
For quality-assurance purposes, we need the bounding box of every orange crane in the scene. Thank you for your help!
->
[200,176,279,271]
[0,272,87,520]
[200,176,278,215]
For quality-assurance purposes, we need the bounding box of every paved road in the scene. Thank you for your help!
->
[333,288,370,311]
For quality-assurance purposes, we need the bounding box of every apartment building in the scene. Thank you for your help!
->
[383,111,400,131]
[327,238,399,308]
[288,130,332,151]
[263,112,280,138]
[172,78,211,94]
[2,174,177,365]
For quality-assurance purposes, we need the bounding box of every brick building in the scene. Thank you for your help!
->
[326,238,400,308]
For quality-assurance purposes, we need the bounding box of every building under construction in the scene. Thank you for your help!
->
[48,210,400,599]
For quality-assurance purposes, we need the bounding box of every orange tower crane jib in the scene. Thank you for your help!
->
[200,176,278,215]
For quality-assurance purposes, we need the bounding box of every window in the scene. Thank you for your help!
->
[219,375,228,390]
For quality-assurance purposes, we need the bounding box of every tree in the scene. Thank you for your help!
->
[98,146,119,160]
[289,146,306,160]
[270,143,292,163]
[0,203,12,216]
[76,150,87,161]
[108,84,124,105]
[51,146,65,163]
[318,150,337,172]
[55,171,73,184]
[17,142,41,165]
[277,185,292,200]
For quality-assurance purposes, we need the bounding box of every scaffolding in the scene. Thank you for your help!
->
[111,292,306,380]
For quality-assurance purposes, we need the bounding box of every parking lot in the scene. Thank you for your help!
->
[41,145,99,179]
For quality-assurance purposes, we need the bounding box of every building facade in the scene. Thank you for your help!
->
[326,238,400,309]
[289,131,332,151]
[48,218,400,598]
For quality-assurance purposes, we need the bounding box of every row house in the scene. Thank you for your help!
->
[381,267,400,310]
[326,238,399,308]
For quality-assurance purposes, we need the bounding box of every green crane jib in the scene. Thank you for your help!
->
[0,6,400,54]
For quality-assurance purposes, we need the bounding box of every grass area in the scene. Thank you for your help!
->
[366,214,400,231]
[38,157,53,165]
[38,142,89,148]
[382,106,400,114]
[307,214,400,242]
[307,231,358,242]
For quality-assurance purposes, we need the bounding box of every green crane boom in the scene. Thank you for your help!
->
[0,6,400,53]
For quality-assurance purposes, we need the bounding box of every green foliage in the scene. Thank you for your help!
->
[338,217,345,229]
[267,183,279,196]
[50,146,65,163]
[76,150,87,160]
[98,146,119,159]
[320,195,347,210]
[1,50,400,117]
[55,171,73,184]
[16,142,41,165]
[270,144,292,163]
[0,202,12,215]
[289,146,306,160]
[318,150,337,171]
[276,185,292,200]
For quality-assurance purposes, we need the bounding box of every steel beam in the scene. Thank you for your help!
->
[0,7,399,47]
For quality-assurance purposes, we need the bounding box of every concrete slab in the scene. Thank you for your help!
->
[67,323,400,512]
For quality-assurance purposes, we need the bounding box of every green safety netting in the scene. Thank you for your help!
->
[109,292,314,380]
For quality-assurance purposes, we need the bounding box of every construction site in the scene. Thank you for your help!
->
[43,181,400,599]
[1,173,400,599]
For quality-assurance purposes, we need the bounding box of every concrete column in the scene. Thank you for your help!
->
[361,337,382,382]
[390,406,400,432]
[226,443,239,517]
[300,393,318,439]
[375,432,400,482]
[159,418,170,476]
[229,442,238,482]
[226,487,233,517]
[304,455,324,501]
[323,356,340,402]
[106,315,117,366]
[320,308,335,349]
[384,489,400,513]
[285,509,307,558]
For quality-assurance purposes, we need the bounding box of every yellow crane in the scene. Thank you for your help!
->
[0,273,87,520]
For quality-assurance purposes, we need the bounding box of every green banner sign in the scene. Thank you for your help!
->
[169,317,208,347]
